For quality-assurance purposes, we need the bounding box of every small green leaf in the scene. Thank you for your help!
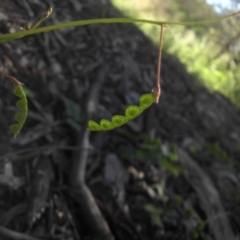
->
[111,115,127,127]
[100,119,114,130]
[88,120,102,131]
[125,106,142,120]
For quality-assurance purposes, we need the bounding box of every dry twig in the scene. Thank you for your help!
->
[70,66,115,240]
[0,226,40,240]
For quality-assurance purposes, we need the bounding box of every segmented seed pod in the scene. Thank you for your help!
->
[9,84,28,138]
[88,93,154,131]
[111,115,127,127]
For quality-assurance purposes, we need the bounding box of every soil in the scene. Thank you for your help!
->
[0,1,240,240]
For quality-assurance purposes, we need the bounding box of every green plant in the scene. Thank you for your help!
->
[122,137,183,176]
[205,142,236,164]
[0,8,239,136]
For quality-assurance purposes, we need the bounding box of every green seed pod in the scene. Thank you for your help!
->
[111,115,127,127]
[88,93,154,131]
[16,99,28,111]
[9,84,28,138]
[9,124,22,137]
[15,112,27,123]
[88,120,102,131]
[100,119,114,130]
[125,106,143,120]
[13,84,26,98]
[140,93,154,110]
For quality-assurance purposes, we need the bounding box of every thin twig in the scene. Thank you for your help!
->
[154,24,165,103]
[70,66,115,240]
[0,226,40,240]
[0,145,94,162]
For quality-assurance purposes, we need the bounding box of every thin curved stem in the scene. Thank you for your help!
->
[154,25,165,103]
[0,10,239,41]
[31,7,53,30]
[0,71,22,85]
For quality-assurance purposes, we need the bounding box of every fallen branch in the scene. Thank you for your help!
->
[70,65,115,240]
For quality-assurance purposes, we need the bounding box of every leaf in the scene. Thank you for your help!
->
[111,115,127,127]
[125,106,142,120]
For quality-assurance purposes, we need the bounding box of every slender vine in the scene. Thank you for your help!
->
[88,93,155,131]
[0,10,239,42]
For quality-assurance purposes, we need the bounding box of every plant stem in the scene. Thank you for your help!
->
[0,11,239,41]
[154,24,165,103]
[0,71,22,85]
[31,7,53,30]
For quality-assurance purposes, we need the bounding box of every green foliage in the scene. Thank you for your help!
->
[184,208,206,239]
[143,200,207,238]
[9,84,28,138]
[143,204,164,227]
[174,195,183,204]
[88,93,154,131]
[112,0,240,106]
[205,142,237,164]
[122,137,184,176]
[164,29,240,105]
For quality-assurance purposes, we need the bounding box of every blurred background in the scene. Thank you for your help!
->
[112,0,240,106]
